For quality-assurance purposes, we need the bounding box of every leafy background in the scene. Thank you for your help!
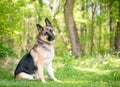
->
[0,0,120,87]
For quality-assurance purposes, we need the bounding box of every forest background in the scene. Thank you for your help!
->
[0,0,120,87]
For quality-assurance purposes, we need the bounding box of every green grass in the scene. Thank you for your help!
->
[0,54,120,87]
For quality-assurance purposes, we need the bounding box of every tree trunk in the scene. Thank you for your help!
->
[115,22,120,51]
[109,2,114,50]
[53,18,69,47]
[90,2,96,54]
[49,0,60,19]
[115,1,120,51]
[98,3,102,51]
[64,0,83,57]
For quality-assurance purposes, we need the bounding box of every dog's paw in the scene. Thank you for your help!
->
[41,79,46,83]
[57,80,61,83]
[55,79,61,83]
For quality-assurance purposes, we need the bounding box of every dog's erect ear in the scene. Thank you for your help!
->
[36,24,44,32]
[45,18,52,26]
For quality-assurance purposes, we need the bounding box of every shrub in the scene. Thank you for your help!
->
[0,42,15,59]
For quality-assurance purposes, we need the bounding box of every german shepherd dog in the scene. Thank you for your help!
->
[14,18,59,83]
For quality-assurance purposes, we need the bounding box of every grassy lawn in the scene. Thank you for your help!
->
[0,55,120,87]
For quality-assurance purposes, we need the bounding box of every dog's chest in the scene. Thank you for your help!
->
[30,44,54,65]
[44,48,54,64]
[42,44,54,62]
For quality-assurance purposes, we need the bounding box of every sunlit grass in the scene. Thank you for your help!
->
[0,54,120,87]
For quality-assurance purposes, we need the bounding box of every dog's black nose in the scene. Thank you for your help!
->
[48,36,55,41]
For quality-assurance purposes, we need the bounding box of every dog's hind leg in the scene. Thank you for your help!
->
[15,72,35,80]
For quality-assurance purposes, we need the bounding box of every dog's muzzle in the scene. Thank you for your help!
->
[48,35,55,41]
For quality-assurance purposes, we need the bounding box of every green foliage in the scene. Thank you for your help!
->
[0,42,15,59]
[0,0,119,57]
[0,0,120,86]
[73,0,120,55]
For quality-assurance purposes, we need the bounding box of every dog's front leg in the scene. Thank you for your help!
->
[38,65,46,83]
[37,60,46,83]
[46,63,60,82]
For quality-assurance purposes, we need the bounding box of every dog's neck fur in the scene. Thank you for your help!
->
[36,39,54,51]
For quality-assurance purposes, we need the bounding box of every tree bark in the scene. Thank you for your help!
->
[115,1,120,51]
[49,0,60,19]
[53,18,69,47]
[90,2,96,54]
[115,22,120,51]
[109,2,114,50]
[98,3,102,51]
[64,0,83,57]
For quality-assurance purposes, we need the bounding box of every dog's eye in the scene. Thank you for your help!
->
[50,30,53,32]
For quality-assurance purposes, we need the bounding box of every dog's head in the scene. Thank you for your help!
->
[36,18,55,44]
